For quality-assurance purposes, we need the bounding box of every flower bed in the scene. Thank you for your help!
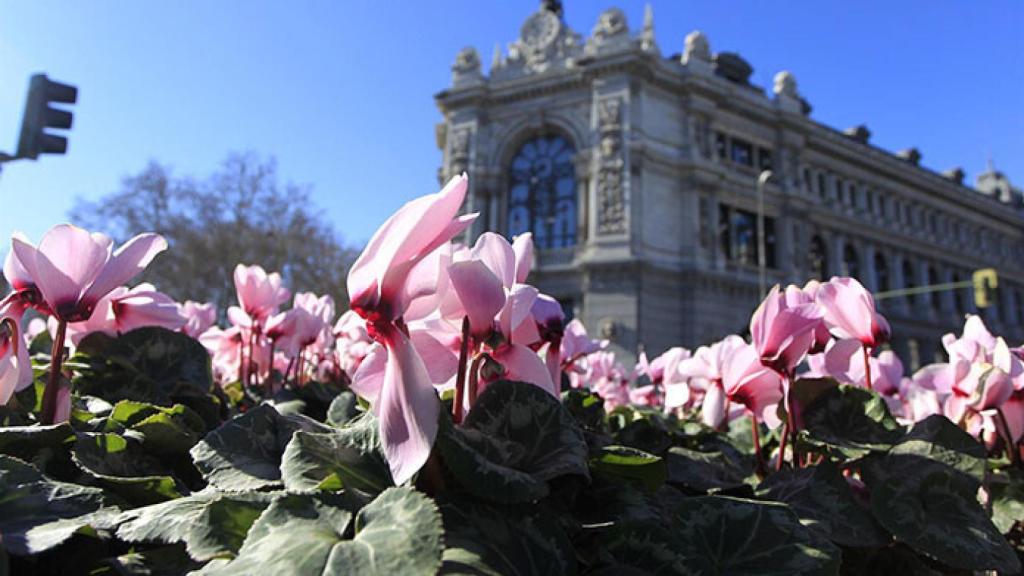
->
[0,175,1021,575]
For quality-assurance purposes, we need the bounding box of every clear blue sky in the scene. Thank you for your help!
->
[1,1,1021,254]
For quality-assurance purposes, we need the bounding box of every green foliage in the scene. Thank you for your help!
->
[74,327,221,427]
[5,326,1023,574]
[189,403,329,491]
[200,489,443,576]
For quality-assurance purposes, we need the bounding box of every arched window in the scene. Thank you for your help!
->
[874,252,889,292]
[507,135,576,249]
[927,266,940,309]
[809,236,828,280]
[842,244,859,279]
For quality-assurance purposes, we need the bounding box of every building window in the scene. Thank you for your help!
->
[902,259,916,307]
[715,132,727,160]
[817,173,827,199]
[757,148,772,171]
[730,139,753,167]
[874,252,889,292]
[809,235,828,280]
[952,272,964,314]
[719,205,775,267]
[507,134,577,249]
[803,168,812,192]
[927,266,940,309]
[842,244,859,279]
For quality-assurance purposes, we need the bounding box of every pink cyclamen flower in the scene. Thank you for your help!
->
[816,276,890,348]
[346,174,476,484]
[750,285,824,375]
[64,283,186,346]
[0,310,32,405]
[10,225,167,323]
[797,280,832,353]
[231,264,290,326]
[180,301,217,339]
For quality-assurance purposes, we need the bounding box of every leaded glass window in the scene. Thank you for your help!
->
[507,135,577,249]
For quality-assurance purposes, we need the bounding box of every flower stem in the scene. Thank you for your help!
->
[41,319,68,425]
[776,418,790,471]
[751,413,765,477]
[862,345,873,391]
[784,371,800,468]
[453,317,471,424]
[467,353,487,407]
[996,408,1019,466]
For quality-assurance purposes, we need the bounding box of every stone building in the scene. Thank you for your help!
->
[434,1,1024,370]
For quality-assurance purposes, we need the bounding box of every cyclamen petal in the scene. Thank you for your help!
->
[448,260,505,338]
[377,327,440,485]
[81,233,168,311]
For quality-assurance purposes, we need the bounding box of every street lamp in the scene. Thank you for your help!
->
[756,169,773,297]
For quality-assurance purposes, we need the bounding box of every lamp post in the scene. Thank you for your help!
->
[756,170,773,297]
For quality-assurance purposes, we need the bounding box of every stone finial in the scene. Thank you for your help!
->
[491,43,502,69]
[592,8,628,41]
[772,70,804,114]
[773,71,798,98]
[640,4,657,52]
[452,46,479,78]
[682,30,711,64]
[897,148,922,165]
[843,124,871,143]
[943,167,965,185]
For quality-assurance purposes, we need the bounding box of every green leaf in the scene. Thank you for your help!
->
[74,327,219,426]
[561,388,606,431]
[72,432,183,504]
[673,496,840,575]
[665,446,753,493]
[280,412,392,496]
[990,469,1024,534]
[326,391,361,427]
[94,543,202,576]
[889,414,985,482]
[190,403,330,491]
[613,418,672,455]
[439,498,576,576]
[591,522,692,576]
[203,488,442,576]
[0,423,73,464]
[591,445,666,492]
[867,460,1019,574]
[755,461,889,547]
[802,384,904,455]
[109,400,207,455]
[115,489,273,561]
[0,455,115,555]
[438,380,589,504]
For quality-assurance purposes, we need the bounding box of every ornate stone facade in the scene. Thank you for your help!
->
[435,2,1024,367]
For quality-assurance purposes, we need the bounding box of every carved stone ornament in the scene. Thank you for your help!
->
[448,128,471,177]
[453,47,481,75]
[683,31,711,63]
[592,8,627,40]
[597,97,626,235]
[773,70,798,99]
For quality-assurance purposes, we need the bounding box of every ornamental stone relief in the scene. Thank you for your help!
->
[449,128,471,177]
[597,97,626,235]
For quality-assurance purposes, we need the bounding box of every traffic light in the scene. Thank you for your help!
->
[16,74,78,160]
[972,268,998,308]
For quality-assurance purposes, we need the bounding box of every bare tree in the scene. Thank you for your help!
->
[70,152,359,312]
